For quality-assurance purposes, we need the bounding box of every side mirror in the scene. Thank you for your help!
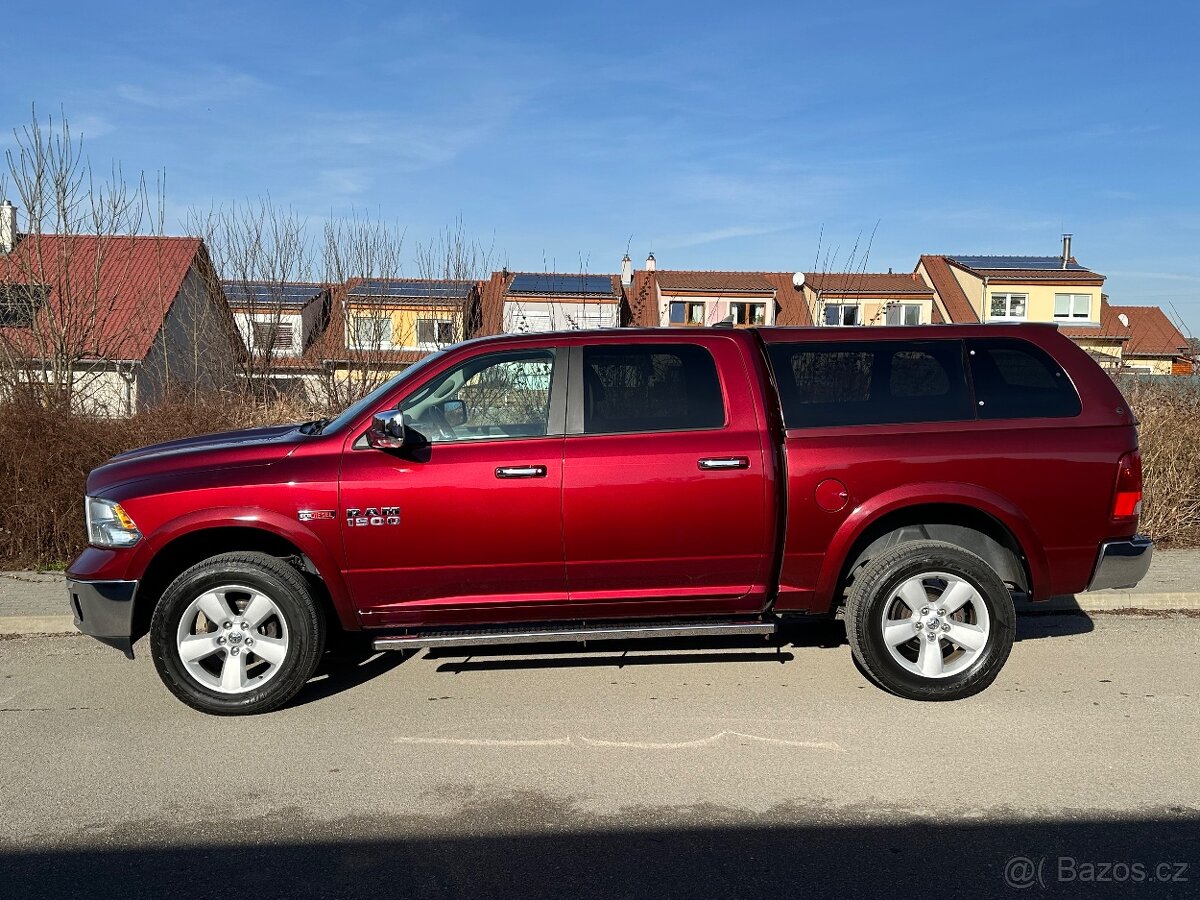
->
[366,409,409,449]
[440,398,467,427]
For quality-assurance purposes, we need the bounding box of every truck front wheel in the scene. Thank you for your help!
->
[150,552,326,715]
[844,540,1015,701]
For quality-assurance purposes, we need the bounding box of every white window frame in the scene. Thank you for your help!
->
[350,315,393,350]
[885,303,922,326]
[988,293,1028,320]
[1054,293,1092,320]
[824,303,861,326]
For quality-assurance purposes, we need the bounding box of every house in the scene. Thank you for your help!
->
[0,204,242,415]
[800,272,936,326]
[621,256,813,328]
[1109,304,1194,375]
[916,237,1107,328]
[343,278,477,352]
[915,236,1194,373]
[479,269,622,335]
[222,280,330,359]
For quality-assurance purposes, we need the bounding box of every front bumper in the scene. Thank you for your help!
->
[1086,536,1154,592]
[67,578,138,658]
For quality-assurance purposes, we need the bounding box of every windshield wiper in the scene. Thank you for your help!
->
[298,417,331,435]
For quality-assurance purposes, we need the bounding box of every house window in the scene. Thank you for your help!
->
[250,320,295,352]
[351,315,392,349]
[824,304,861,326]
[513,309,552,332]
[885,303,922,326]
[669,301,706,326]
[730,301,767,326]
[989,293,1027,320]
[0,284,48,327]
[416,319,456,345]
[1054,293,1092,320]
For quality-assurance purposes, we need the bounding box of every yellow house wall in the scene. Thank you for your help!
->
[983,282,1102,324]
[950,265,984,319]
[1125,357,1176,375]
[346,303,463,349]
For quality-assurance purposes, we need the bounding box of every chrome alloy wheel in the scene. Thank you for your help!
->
[879,572,991,679]
[174,585,290,694]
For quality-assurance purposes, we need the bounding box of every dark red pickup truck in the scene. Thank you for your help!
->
[68,324,1152,714]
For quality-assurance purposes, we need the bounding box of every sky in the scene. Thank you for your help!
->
[2,0,1199,327]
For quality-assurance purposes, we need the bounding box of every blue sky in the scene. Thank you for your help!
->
[3,0,1199,326]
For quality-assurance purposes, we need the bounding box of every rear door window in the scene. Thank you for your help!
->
[767,340,972,428]
[966,338,1081,419]
[581,344,725,434]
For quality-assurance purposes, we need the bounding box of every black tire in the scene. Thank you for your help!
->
[150,552,326,715]
[844,540,1015,701]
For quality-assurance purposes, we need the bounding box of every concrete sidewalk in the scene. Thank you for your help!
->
[2,550,1197,637]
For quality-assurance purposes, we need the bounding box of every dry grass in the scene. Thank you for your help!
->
[0,392,323,568]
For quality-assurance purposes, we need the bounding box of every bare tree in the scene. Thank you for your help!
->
[0,107,157,412]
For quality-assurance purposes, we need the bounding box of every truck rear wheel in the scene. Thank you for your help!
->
[844,540,1015,701]
[150,552,326,715]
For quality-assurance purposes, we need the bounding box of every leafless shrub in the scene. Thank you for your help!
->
[1120,376,1200,546]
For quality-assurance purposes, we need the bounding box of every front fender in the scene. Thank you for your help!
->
[815,482,1049,607]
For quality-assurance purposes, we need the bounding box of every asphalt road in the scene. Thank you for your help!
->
[2,615,1199,899]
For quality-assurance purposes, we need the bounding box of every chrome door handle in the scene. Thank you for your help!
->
[698,457,750,470]
[495,465,547,479]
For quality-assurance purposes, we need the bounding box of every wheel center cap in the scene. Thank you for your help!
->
[227,629,244,645]
[926,616,940,628]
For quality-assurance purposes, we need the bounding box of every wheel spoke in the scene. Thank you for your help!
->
[939,578,976,615]
[220,651,248,692]
[883,620,919,647]
[897,578,930,615]
[179,634,220,663]
[917,637,944,677]
[251,635,287,665]
[946,620,988,651]
[197,590,234,627]
[242,592,275,629]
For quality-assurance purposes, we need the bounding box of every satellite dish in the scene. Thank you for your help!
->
[1118,313,1130,327]
[792,271,806,290]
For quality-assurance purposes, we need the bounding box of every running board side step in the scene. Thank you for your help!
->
[372,620,776,651]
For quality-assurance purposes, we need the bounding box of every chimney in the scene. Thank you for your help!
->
[0,200,16,254]
[620,254,633,287]
[1061,233,1072,269]
[645,252,656,272]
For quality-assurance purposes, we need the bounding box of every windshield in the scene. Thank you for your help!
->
[312,349,450,435]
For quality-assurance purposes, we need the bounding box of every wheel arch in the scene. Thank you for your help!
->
[818,490,1046,610]
[132,523,356,645]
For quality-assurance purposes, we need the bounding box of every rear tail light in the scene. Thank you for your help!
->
[1112,450,1143,521]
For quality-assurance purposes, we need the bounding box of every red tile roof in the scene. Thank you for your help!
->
[762,272,813,326]
[805,271,932,297]
[0,234,213,361]
[1108,305,1191,357]
[974,268,1105,285]
[917,255,979,324]
[654,271,776,293]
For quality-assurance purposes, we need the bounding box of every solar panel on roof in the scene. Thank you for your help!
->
[222,281,324,307]
[949,255,1088,271]
[507,273,614,296]
[350,279,473,299]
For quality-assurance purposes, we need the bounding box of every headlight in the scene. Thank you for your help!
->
[86,497,142,548]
